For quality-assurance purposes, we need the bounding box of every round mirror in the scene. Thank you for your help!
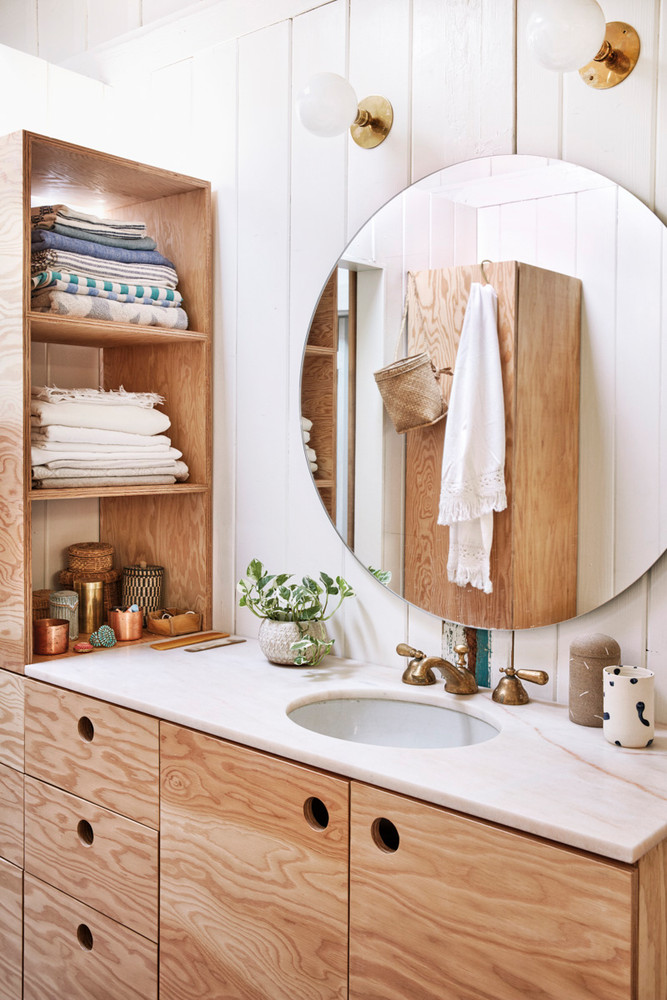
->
[300,155,666,630]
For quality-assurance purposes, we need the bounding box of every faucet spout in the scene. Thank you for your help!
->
[399,643,477,694]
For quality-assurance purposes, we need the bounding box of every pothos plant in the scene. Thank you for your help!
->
[237,559,355,666]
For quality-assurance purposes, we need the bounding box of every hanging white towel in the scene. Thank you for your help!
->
[437,282,506,593]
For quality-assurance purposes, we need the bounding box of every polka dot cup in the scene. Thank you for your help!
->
[602,665,655,749]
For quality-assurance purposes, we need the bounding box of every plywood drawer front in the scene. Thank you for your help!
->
[24,874,157,1000]
[350,782,635,1000]
[24,776,158,940]
[0,762,23,867]
[24,680,159,827]
[0,857,22,1000]
[0,670,23,770]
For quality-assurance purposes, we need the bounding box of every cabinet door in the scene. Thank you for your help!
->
[160,723,349,1000]
[350,783,635,1000]
[0,858,22,1000]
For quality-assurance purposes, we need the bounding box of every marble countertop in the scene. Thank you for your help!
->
[26,637,667,864]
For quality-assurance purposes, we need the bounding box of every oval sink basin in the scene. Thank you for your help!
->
[287,696,499,748]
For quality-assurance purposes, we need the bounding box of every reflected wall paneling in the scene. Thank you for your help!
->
[404,261,581,630]
[302,269,338,520]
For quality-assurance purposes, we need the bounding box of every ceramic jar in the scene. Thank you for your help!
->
[602,665,655,748]
[257,619,329,666]
[568,632,621,727]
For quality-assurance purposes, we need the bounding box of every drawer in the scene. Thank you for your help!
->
[0,670,23,770]
[24,874,157,1000]
[0,857,22,1000]
[24,679,159,828]
[24,775,158,941]
[0,762,23,867]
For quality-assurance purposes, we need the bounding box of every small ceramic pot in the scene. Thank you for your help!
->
[603,665,655,749]
[258,619,329,666]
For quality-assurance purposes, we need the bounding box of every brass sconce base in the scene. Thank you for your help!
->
[579,22,640,89]
[350,95,393,148]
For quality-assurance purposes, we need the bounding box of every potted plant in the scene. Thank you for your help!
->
[237,559,355,666]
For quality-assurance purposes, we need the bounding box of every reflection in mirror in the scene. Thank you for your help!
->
[300,155,667,630]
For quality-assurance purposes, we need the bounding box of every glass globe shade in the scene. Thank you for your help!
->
[526,0,606,72]
[296,73,359,138]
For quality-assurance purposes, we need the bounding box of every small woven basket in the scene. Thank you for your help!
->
[373,353,445,434]
[32,589,52,622]
[67,541,114,574]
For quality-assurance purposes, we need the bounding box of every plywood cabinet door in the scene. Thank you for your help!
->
[0,858,22,1000]
[160,723,349,1000]
[349,783,635,1000]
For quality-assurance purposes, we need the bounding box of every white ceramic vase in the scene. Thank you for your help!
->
[602,665,655,748]
[257,619,329,666]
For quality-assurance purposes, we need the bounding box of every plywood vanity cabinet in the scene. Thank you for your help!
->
[159,723,349,1000]
[0,670,25,1000]
[159,723,665,1000]
[22,680,160,1000]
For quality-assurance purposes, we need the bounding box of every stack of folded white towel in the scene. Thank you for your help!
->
[31,385,189,488]
[301,416,317,474]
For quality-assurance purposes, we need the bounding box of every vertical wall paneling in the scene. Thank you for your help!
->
[288,1,350,612]
[648,550,667,720]
[193,40,239,630]
[412,0,515,182]
[561,0,658,206]
[0,45,49,136]
[656,0,667,223]
[346,0,411,237]
[37,0,87,64]
[515,0,562,159]
[235,20,293,637]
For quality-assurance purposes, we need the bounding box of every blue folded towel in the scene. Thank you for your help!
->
[31,228,176,268]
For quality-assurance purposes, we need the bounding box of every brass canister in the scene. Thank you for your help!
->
[74,579,104,634]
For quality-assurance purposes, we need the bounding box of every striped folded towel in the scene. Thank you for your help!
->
[31,270,183,308]
[31,204,149,239]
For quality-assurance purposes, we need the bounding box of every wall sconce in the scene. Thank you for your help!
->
[526,0,640,89]
[296,73,393,149]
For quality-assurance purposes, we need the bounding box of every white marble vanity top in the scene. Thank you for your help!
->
[26,638,667,864]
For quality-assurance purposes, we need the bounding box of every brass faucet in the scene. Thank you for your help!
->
[397,643,478,695]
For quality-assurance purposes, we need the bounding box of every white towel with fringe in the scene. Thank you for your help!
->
[437,282,506,593]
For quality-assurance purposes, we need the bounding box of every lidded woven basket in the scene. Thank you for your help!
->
[67,541,114,574]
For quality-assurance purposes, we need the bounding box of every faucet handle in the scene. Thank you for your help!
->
[396,643,425,660]
[453,643,470,671]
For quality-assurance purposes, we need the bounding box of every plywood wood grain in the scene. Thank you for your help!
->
[24,680,159,828]
[24,874,157,1000]
[0,763,23,868]
[638,838,667,1000]
[350,783,634,1000]
[0,670,24,769]
[160,723,349,1000]
[0,858,22,1000]
[24,776,158,940]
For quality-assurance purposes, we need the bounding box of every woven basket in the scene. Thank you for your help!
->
[58,568,121,622]
[32,589,52,622]
[67,541,114,574]
[122,565,164,621]
[373,353,446,433]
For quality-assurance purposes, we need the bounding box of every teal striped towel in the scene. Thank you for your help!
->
[31,270,183,308]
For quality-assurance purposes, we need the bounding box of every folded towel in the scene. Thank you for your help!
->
[31,445,182,466]
[30,439,177,456]
[31,229,175,268]
[305,446,317,463]
[31,289,189,330]
[32,385,164,407]
[31,399,171,435]
[32,460,189,480]
[32,474,177,489]
[437,282,506,594]
[31,204,148,237]
[49,225,157,250]
[32,270,182,308]
[31,249,178,289]
[30,424,172,447]
[301,416,313,432]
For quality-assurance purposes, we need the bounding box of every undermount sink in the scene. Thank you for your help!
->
[287,695,499,748]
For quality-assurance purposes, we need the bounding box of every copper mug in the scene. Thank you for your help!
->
[33,617,70,655]
[108,607,143,641]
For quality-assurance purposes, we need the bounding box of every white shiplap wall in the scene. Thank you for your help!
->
[1,0,666,720]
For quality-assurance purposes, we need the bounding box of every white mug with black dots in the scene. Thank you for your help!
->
[602,665,655,748]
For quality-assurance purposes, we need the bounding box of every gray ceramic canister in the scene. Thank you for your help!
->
[569,632,621,727]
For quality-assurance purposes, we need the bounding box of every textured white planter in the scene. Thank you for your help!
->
[257,619,329,666]
[602,665,655,748]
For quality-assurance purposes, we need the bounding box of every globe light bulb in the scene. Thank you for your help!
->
[296,73,359,138]
[526,0,606,72]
